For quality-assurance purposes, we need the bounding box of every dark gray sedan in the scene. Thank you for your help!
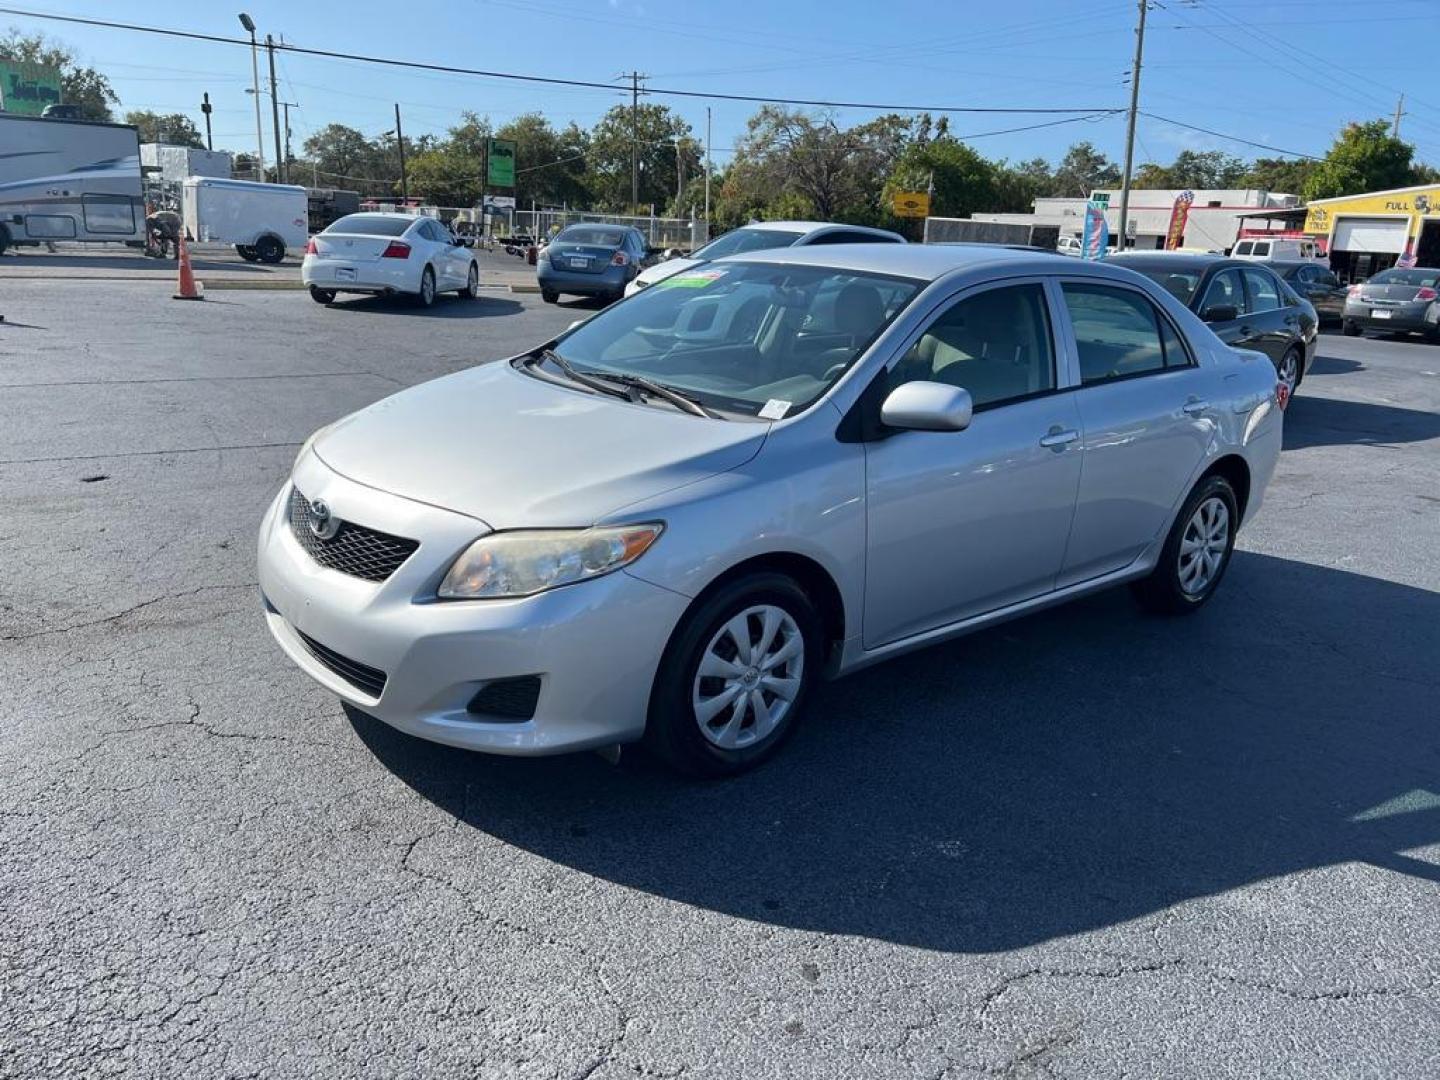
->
[1268,261,1347,323]
[537,224,649,304]
[1342,267,1440,340]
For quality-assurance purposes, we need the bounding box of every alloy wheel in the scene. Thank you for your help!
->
[692,605,803,750]
[1277,349,1299,394]
[1178,496,1230,596]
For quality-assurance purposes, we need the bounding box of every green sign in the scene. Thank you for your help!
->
[487,138,516,188]
[0,59,62,116]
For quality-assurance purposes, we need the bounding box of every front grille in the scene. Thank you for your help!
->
[288,487,419,583]
[467,676,542,721]
[294,628,387,698]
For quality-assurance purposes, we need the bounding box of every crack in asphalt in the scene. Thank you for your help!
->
[1,583,258,642]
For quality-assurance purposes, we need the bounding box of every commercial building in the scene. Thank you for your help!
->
[969,188,1298,252]
[1300,183,1440,281]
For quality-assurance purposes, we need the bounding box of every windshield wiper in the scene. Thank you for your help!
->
[588,372,722,419]
[533,349,633,402]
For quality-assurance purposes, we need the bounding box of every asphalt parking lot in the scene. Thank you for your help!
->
[2,280,1438,1078]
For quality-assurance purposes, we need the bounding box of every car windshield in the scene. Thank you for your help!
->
[1126,266,1204,305]
[1369,268,1440,287]
[324,214,411,237]
[556,226,628,246]
[543,262,922,419]
[691,227,807,260]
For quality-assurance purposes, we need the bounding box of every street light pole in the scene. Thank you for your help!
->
[238,13,264,180]
[1116,0,1147,253]
[704,106,711,226]
[266,34,283,183]
[201,91,213,151]
[394,103,409,203]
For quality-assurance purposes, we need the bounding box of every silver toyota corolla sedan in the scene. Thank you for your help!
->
[258,246,1285,776]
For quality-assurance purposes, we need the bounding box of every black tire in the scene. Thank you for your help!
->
[1130,474,1239,616]
[540,289,559,304]
[458,261,480,299]
[1342,319,1361,336]
[236,245,259,262]
[309,286,336,305]
[415,266,437,308]
[645,573,822,778]
[254,235,284,264]
[0,225,9,257]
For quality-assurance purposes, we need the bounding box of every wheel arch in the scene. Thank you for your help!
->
[1199,453,1251,521]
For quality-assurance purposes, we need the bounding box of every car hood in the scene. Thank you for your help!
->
[635,257,701,286]
[312,361,767,528]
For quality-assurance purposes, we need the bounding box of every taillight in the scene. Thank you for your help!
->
[1416,287,1437,301]
[1275,380,1290,411]
[382,241,411,259]
[305,238,317,255]
[1347,285,1362,296]
[611,251,628,266]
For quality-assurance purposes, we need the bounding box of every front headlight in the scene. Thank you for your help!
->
[437,524,664,600]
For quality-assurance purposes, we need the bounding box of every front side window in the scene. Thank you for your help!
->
[1243,268,1282,312]
[548,262,922,418]
[1062,284,1171,384]
[1199,269,1246,318]
[889,284,1055,408]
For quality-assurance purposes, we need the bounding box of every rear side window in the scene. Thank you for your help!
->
[1062,284,1173,385]
[1243,268,1281,312]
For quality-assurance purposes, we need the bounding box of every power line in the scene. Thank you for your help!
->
[0,7,1119,115]
[1139,112,1323,160]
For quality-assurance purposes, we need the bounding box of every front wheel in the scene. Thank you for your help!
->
[645,573,822,777]
[1130,474,1239,615]
[415,266,436,307]
[458,261,479,299]
[308,286,336,305]
[1342,319,1361,337]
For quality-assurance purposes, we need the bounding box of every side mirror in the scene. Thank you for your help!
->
[880,381,973,432]
[1202,304,1238,323]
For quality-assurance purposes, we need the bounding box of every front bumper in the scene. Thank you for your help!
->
[256,452,689,755]
[536,263,629,296]
[1343,300,1438,334]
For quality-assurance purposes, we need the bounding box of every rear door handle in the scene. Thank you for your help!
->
[1039,428,1080,448]
[1183,399,1210,416]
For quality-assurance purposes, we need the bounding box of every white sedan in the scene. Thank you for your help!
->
[302,212,480,307]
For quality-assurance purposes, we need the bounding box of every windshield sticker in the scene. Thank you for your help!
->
[657,268,728,289]
[758,399,792,420]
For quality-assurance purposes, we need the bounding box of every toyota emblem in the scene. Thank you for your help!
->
[308,498,341,540]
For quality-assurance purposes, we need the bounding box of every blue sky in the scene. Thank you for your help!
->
[9,0,1440,171]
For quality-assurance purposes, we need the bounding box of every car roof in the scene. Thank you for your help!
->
[739,220,900,238]
[1109,252,1249,273]
[713,242,1137,283]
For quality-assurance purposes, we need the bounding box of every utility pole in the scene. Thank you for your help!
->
[1116,0,1147,254]
[394,103,408,203]
[238,14,264,180]
[266,35,282,183]
[621,71,646,214]
[1393,93,1406,138]
[201,92,213,151]
[704,106,712,226]
[279,101,298,181]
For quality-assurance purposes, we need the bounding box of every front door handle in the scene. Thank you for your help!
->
[1237,325,1256,338]
[1039,428,1080,449]
[1183,398,1210,416]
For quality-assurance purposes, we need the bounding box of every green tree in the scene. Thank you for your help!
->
[1238,156,1318,196]
[1049,141,1121,197]
[993,157,1054,213]
[0,29,118,120]
[1133,149,1246,189]
[124,110,204,147]
[1303,120,1417,201]
[301,123,392,193]
[406,147,482,206]
[491,112,590,208]
[587,103,700,213]
[888,137,1001,220]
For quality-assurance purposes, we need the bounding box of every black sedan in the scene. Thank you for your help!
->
[1266,260,1347,324]
[1110,253,1318,396]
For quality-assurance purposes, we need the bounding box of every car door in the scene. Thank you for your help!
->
[862,279,1084,648]
[1241,266,1294,364]
[1195,268,1253,350]
[1056,281,1214,586]
[437,221,468,287]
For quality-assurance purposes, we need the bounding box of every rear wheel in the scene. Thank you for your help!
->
[1342,319,1361,336]
[458,261,479,299]
[308,286,336,305]
[416,266,436,307]
[540,289,559,304]
[645,573,821,777]
[254,235,284,264]
[0,225,10,256]
[1131,474,1239,616]
[236,245,258,262]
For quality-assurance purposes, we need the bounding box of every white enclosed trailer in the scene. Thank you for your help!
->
[0,113,144,253]
[182,176,308,263]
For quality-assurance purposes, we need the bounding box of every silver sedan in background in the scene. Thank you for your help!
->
[1342,266,1440,339]
[259,247,1285,776]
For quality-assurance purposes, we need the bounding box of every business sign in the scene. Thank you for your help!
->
[487,138,516,188]
[1164,189,1195,250]
[892,191,931,219]
[1081,199,1109,260]
[0,59,62,116]
[483,195,516,210]
[1304,186,1440,236]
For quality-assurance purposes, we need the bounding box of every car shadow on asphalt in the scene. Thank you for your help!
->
[323,295,525,318]
[1307,354,1363,376]
[1283,394,1440,449]
[347,551,1440,953]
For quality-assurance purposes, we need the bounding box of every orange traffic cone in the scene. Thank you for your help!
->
[173,234,204,301]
